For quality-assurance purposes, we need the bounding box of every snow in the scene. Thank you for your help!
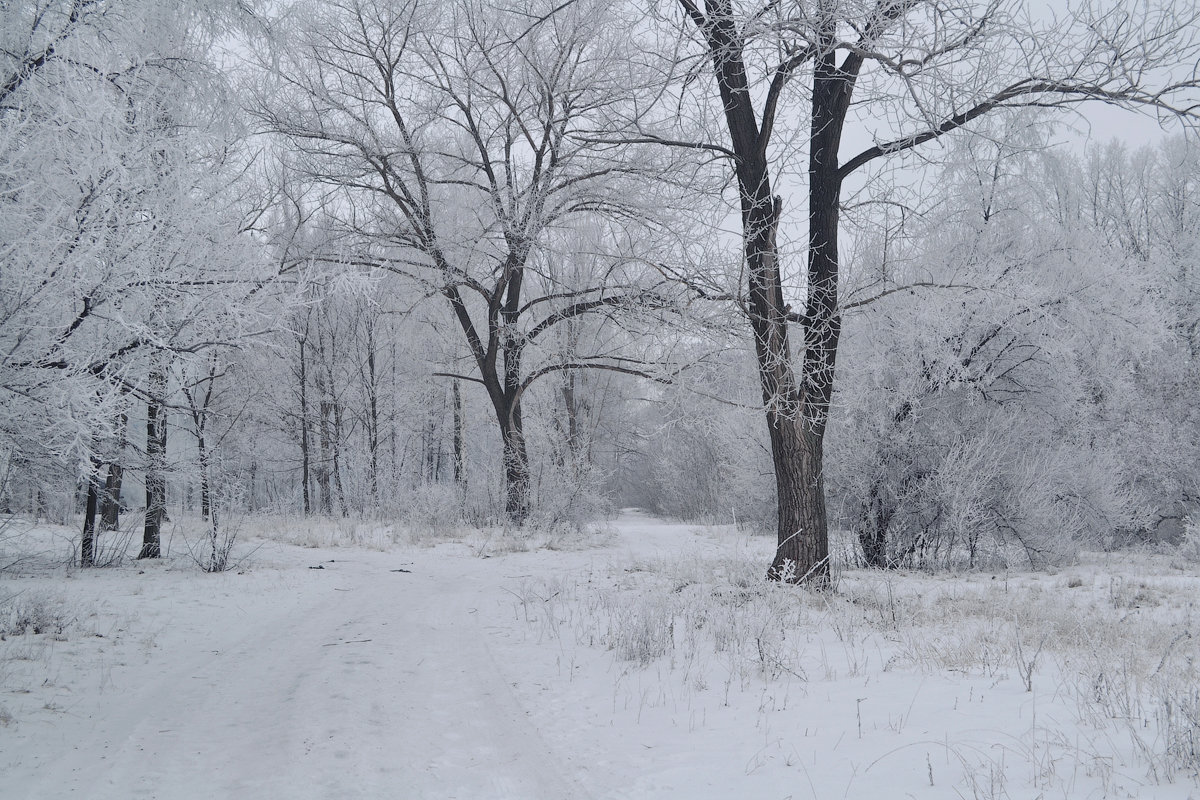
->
[3,511,1200,799]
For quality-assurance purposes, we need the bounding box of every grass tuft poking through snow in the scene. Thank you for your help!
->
[1,590,72,638]
[500,525,1200,797]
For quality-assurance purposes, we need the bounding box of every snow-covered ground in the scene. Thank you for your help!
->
[3,510,1200,799]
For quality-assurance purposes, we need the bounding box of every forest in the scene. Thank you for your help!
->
[3,0,1200,795]
[3,0,1198,579]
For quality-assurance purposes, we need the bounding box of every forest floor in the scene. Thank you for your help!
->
[2,510,1200,799]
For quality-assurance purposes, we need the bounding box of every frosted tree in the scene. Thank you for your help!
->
[257,0,683,523]
[0,0,276,562]
[646,0,1200,581]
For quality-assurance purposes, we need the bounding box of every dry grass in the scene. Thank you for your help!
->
[506,542,1200,791]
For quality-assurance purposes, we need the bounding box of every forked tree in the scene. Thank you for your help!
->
[656,0,1200,581]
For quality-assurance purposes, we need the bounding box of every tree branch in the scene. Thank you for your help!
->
[431,371,486,385]
[526,291,669,341]
[840,79,1200,180]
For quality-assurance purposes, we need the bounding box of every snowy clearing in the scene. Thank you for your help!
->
[3,510,1200,799]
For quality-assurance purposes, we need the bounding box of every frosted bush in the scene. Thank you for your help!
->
[0,592,71,638]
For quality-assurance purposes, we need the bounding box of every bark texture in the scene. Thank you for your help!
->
[688,0,836,583]
[139,363,167,560]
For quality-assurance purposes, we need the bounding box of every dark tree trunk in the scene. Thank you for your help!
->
[99,462,124,532]
[422,398,440,483]
[452,379,465,488]
[139,364,167,560]
[248,460,258,513]
[298,334,311,516]
[311,326,332,513]
[99,412,127,532]
[439,220,533,524]
[498,401,531,524]
[81,465,99,567]
[857,399,914,568]
[365,322,380,504]
[331,395,347,516]
[198,435,210,520]
[766,37,849,582]
[684,2,865,583]
[858,478,892,569]
[562,371,581,461]
[316,390,333,514]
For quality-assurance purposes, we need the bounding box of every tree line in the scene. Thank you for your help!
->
[2,0,1199,579]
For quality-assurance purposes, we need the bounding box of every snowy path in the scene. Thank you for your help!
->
[10,512,1199,799]
[10,550,590,800]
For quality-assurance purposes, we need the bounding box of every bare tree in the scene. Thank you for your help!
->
[1,0,277,560]
[258,0,679,523]
[651,0,1200,581]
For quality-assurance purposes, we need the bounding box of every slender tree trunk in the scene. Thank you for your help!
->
[99,462,124,531]
[139,363,167,559]
[312,332,332,515]
[247,460,258,513]
[81,463,99,567]
[452,379,465,489]
[331,396,347,516]
[298,334,311,516]
[563,371,581,461]
[198,434,210,520]
[99,411,128,532]
[422,396,440,483]
[366,321,380,505]
[316,395,333,514]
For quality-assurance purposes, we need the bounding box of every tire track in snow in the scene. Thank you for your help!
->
[19,553,589,800]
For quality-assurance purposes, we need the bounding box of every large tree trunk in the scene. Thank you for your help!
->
[742,196,830,584]
[139,363,167,559]
[688,1,864,584]
[766,43,847,583]
[699,7,832,584]
[498,402,531,525]
[767,422,829,580]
